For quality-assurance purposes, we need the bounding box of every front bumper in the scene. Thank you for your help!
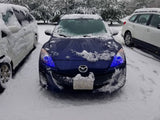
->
[39,64,126,93]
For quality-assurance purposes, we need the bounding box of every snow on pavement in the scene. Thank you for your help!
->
[0,25,160,120]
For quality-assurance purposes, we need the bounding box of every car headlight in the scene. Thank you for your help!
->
[40,48,55,67]
[110,48,125,67]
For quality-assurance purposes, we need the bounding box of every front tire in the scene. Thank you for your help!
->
[124,32,134,47]
[0,63,12,93]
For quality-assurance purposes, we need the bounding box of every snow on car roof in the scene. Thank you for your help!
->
[0,3,28,13]
[61,14,102,20]
[134,8,160,13]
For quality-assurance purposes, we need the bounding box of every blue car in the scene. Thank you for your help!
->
[39,14,126,93]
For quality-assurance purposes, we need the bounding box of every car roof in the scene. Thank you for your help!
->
[61,14,102,20]
[134,8,160,14]
[0,3,28,13]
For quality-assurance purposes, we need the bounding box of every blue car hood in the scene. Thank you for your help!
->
[47,37,120,60]
[43,37,121,70]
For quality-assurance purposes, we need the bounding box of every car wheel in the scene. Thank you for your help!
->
[0,63,12,93]
[124,32,133,47]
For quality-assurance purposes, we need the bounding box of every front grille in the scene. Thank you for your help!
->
[52,70,114,89]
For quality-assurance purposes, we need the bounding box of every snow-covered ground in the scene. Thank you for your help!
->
[0,24,160,120]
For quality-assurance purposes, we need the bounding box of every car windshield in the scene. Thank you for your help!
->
[55,19,107,37]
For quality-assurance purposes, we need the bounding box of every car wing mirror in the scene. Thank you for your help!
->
[52,22,58,25]
[8,26,20,33]
[45,29,52,36]
[157,24,160,29]
[111,29,119,36]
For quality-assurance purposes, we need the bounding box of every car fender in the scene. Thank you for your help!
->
[125,22,135,37]
[0,55,11,64]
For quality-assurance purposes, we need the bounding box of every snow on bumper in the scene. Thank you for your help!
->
[39,67,126,93]
[95,68,126,93]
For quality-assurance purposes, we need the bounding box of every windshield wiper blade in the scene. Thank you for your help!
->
[58,34,67,37]
[83,34,91,37]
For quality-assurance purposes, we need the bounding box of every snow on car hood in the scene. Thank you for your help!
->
[44,37,121,62]
[43,36,122,72]
[72,50,115,62]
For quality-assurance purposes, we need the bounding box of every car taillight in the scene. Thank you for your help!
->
[123,21,126,25]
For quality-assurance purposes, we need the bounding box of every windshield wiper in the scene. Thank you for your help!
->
[58,34,67,37]
[83,34,92,37]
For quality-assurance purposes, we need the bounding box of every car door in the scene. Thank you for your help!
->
[148,14,160,48]
[133,14,152,44]
[13,9,31,66]
[22,12,35,52]
[0,21,9,58]
[2,9,24,68]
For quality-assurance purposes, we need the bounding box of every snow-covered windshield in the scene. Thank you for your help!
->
[55,19,107,37]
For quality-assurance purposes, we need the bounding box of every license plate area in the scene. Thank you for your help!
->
[73,73,95,90]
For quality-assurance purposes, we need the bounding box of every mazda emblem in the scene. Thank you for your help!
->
[78,65,88,73]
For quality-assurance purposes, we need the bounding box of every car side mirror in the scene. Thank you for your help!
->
[45,29,52,36]
[8,26,20,33]
[52,22,58,25]
[112,29,119,36]
[157,24,160,29]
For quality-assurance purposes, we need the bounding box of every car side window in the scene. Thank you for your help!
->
[135,14,151,25]
[2,10,21,27]
[149,14,160,28]
[13,9,29,26]
[2,10,13,24]
[13,9,23,25]
[129,15,137,22]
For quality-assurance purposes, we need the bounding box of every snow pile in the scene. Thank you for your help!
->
[98,68,126,93]
[61,14,102,20]
[106,41,119,50]
[0,3,28,13]
[134,8,160,13]
[73,50,115,62]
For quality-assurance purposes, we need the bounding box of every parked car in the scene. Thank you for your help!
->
[0,3,38,93]
[39,14,126,93]
[122,8,160,55]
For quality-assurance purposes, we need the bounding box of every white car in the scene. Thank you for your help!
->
[0,3,38,93]
[122,8,160,55]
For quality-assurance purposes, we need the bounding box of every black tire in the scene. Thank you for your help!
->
[0,63,12,93]
[124,32,134,47]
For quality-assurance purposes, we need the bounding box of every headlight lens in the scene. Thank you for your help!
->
[40,48,55,67]
[110,48,125,67]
